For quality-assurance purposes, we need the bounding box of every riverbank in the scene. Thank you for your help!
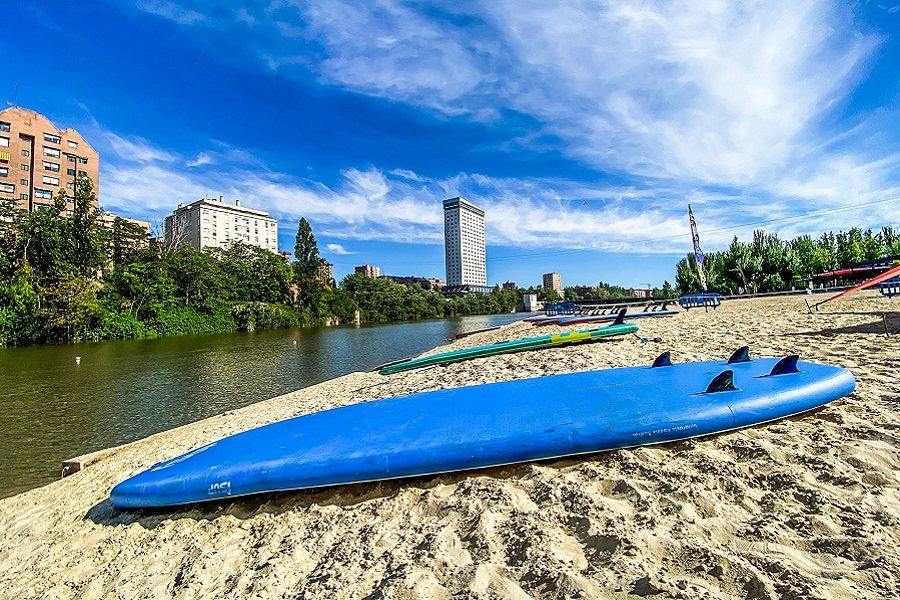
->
[1,293,898,598]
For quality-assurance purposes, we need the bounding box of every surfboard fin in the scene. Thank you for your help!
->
[612,308,626,325]
[726,346,750,364]
[766,355,800,376]
[704,369,737,393]
[651,351,672,367]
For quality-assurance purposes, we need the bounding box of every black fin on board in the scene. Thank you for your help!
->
[767,355,800,376]
[651,351,672,367]
[727,346,750,364]
[704,369,737,393]
[612,308,626,326]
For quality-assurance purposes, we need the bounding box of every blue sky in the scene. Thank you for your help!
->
[5,1,900,288]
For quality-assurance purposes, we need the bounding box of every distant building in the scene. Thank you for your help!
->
[443,196,489,293]
[99,211,151,238]
[570,285,594,298]
[386,275,445,291]
[279,250,292,262]
[523,293,541,312]
[0,106,100,213]
[319,261,334,283]
[164,197,278,253]
[502,281,517,290]
[355,264,381,278]
[630,288,654,299]
[543,272,563,295]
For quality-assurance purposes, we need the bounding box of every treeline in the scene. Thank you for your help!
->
[342,274,517,322]
[0,181,516,345]
[562,281,677,301]
[0,180,308,345]
[675,227,900,295]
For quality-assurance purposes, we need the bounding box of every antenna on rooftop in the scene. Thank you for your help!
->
[6,84,17,108]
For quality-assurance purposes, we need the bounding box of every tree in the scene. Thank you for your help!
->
[66,178,107,278]
[293,218,325,307]
[110,217,149,267]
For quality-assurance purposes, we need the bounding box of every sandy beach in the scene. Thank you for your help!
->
[0,293,898,599]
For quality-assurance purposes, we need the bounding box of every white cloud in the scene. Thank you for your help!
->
[104,132,178,163]
[389,168,428,183]
[186,152,213,168]
[135,0,205,25]
[119,1,900,253]
[325,243,353,255]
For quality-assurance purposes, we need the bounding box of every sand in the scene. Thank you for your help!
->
[1,293,898,599]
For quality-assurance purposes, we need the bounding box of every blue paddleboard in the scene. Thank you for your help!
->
[110,351,855,508]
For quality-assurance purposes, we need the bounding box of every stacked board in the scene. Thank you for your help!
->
[110,349,855,509]
[378,321,638,375]
[536,309,678,327]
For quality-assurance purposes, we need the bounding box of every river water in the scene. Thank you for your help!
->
[0,313,523,499]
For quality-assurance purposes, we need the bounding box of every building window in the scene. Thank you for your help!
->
[43,161,60,172]
[0,136,9,147]
[78,157,88,164]
[20,179,27,186]
[42,176,59,186]
[43,147,60,158]
[21,164,28,171]
[43,133,61,144]
[35,188,52,199]
[0,167,6,177]
[67,155,76,163]
[67,140,78,149]
[0,122,9,132]
[66,182,75,190]
[78,170,87,177]
[21,149,29,157]
[20,193,27,201]
[0,182,14,193]
[66,168,75,176]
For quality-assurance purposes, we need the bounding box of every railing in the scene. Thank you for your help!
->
[543,302,577,316]
[880,278,900,299]
[678,292,722,311]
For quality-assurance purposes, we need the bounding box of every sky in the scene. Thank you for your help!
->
[4,1,900,288]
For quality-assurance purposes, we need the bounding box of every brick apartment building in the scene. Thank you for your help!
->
[0,107,99,213]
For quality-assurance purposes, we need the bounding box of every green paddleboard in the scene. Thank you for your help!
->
[379,321,638,375]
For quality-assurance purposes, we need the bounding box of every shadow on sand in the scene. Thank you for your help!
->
[83,460,543,530]
[794,311,900,336]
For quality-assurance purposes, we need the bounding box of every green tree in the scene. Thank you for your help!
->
[293,218,325,307]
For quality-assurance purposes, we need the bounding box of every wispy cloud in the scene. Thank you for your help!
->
[104,132,178,163]
[186,152,213,168]
[119,1,900,252]
[135,0,204,25]
[325,243,353,255]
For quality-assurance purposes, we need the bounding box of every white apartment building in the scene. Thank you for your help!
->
[165,197,278,253]
[443,196,487,289]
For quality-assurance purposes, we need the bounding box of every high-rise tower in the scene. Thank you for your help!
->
[443,197,487,289]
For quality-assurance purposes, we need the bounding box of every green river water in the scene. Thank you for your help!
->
[0,314,523,499]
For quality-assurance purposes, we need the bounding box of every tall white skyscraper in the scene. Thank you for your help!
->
[443,196,487,289]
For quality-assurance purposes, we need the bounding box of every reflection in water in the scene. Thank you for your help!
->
[0,314,522,498]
